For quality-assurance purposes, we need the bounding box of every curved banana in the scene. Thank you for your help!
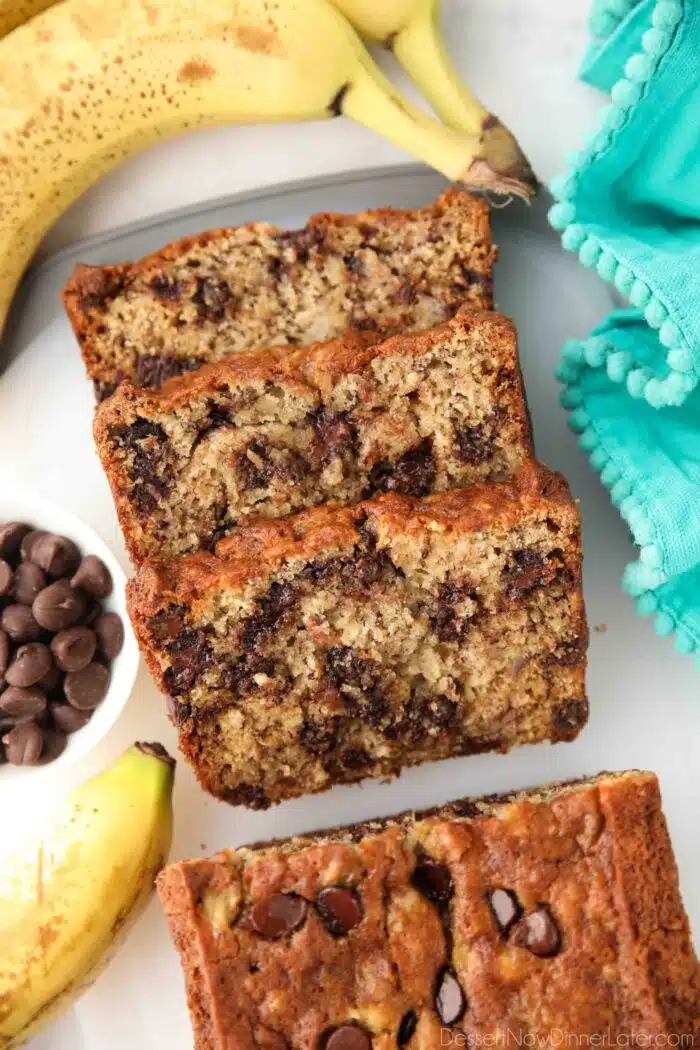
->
[0,0,520,343]
[331,0,537,197]
[0,742,175,1049]
[0,0,57,38]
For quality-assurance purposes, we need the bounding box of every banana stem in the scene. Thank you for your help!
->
[391,8,487,136]
[390,8,538,200]
[341,59,481,184]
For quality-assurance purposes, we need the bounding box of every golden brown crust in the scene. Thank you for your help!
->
[62,190,496,395]
[157,772,700,1047]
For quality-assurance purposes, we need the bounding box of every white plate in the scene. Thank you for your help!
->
[0,167,697,1050]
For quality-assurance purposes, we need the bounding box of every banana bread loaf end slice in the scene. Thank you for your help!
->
[94,308,532,564]
[128,461,587,808]
[62,189,496,400]
[157,772,700,1048]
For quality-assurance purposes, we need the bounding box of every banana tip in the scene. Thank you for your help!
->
[466,116,539,203]
[136,741,176,768]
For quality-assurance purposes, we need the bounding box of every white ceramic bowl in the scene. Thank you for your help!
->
[0,487,139,780]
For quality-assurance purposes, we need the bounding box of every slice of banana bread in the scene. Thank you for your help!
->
[127,462,587,808]
[157,772,700,1048]
[61,189,495,400]
[94,308,532,564]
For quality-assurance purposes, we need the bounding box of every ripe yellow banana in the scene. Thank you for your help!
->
[331,0,537,197]
[0,742,175,1050]
[0,0,526,343]
[0,0,56,37]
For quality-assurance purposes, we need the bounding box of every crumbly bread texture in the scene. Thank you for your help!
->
[127,462,587,808]
[95,308,532,564]
[157,771,700,1048]
[61,190,495,399]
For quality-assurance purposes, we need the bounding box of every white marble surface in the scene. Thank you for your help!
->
[44,0,601,255]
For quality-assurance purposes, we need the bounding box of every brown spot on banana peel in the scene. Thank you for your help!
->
[177,60,216,83]
[234,24,284,56]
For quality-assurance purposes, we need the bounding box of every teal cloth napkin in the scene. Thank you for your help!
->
[548,0,700,664]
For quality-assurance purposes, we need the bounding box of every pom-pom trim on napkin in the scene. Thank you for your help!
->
[557,333,700,665]
[549,1,694,412]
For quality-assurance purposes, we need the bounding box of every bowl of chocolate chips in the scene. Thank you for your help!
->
[0,490,138,778]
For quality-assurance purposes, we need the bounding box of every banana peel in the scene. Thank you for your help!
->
[0,0,56,37]
[0,0,532,343]
[0,742,175,1049]
[332,0,538,200]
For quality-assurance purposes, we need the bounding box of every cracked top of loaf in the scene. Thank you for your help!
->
[61,189,496,399]
[157,770,700,1048]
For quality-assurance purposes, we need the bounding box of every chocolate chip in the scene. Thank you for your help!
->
[82,598,102,626]
[512,905,561,957]
[365,438,436,498]
[36,727,67,765]
[165,695,192,725]
[93,613,124,660]
[324,646,388,726]
[30,534,81,578]
[0,560,12,597]
[502,548,554,599]
[163,628,212,696]
[71,555,113,599]
[240,582,299,652]
[64,661,110,710]
[1,604,43,642]
[316,887,363,936]
[398,1011,418,1046]
[430,580,479,644]
[133,354,204,390]
[307,406,358,465]
[487,889,522,935]
[0,630,9,675]
[5,643,52,688]
[0,522,30,559]
[51,703,91,734]
[0,685,47,723]
[299,718,338,757]
[434,967,466,1026]
[454,423,494,465]
[94,380,119,402]
[12,562,46,605]
[20,529,46,563]
[51,627,97,672]
[192,277,233,321]
[222,782,269,809]
[33,580,85,631]
[325,1027,371,1050]
[149,274,182,300]
[3,722,44,765]
[552,697,589,740]
[249,893,307,938]
[36,662,61,694]
[411,860,454,905]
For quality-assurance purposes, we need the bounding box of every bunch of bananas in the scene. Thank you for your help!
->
[0,0,536,341]
[0,743,175,1049]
